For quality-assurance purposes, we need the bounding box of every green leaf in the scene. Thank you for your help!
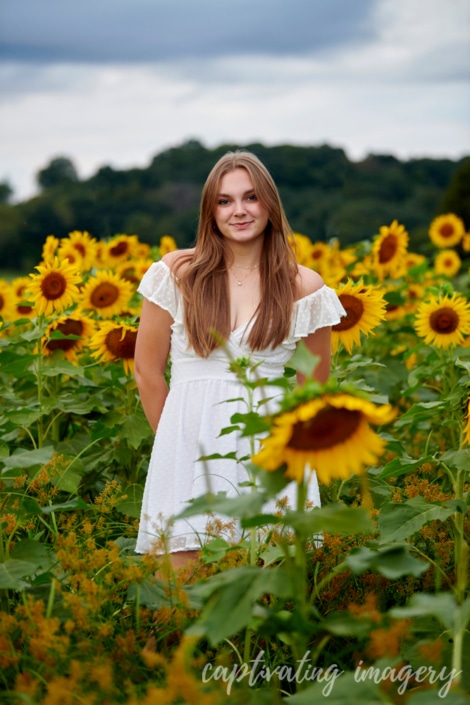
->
[284,504,374,536]
[186,565,294,645]
[288,341,320,378]
[346,544,428,579]
[40,359,85,376]
[7,409,42,426]
[116,484,144,518]
[390,592,457,631]
[285,671,384,703]
[378,497,455,542]
[440,449,470,473]
[1,446,54,470]
[40,496,91,514]
[10,540,53,571]
[119,414,151,449]
[175,490,268,521]
[379,454,433,480]
[0,559,36,589]
[127,578,169,609]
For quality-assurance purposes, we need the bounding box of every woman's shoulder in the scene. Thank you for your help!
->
[295,264,325,300]
[161,248,195,275]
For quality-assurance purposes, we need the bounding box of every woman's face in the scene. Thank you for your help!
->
[213,168,269,246]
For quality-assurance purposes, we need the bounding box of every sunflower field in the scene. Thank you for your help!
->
[0,216,469,704]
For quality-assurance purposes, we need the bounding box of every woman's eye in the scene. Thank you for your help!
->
[218,198,230,205]
[247,194,257,201]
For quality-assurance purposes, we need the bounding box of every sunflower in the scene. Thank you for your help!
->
[80,270,134,318]
[252,393,396,485]
[41,235,60,263]
[403,252,427,272]
[462,233,470,253]
[331,280,387,353]
[43,313,95,363]
[11,276,35,319]
[371,220,409,279]
[90,320,138,374]
[102,235,139,266]
[59,230,98,272]
[434,249,461,277]
[289,232,315,266]
[159,235,178,256]
[429,214,465,248]
[29,257,82,316]
[0,280,16,322]
[414,293,470,349]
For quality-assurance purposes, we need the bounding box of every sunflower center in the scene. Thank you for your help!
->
[378,234,398,264]
[288,407,362,451]
[73,243,86,257]
[46,319,84,352]
[90,282,119,308]
[18,305,33,314]
[40,272,67,300]
[439,224,455,239]
[109,241,128,257]
[333,294,364,331]
[105,328,137,359]
[429,307,459,334]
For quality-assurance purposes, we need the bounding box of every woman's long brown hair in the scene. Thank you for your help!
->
[176,150,298,357]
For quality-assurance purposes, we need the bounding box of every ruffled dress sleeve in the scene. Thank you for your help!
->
[290,285,346,339]
[137,260,179,319]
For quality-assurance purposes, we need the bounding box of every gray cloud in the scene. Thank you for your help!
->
[0,0,378,62]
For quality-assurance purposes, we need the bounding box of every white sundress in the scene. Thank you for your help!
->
[135,260,346,554]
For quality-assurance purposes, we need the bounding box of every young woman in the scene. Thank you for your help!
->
[134,150,345,566]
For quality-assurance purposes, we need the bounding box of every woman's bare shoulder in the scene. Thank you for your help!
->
[162,248,195,274]
[295,264,325,299]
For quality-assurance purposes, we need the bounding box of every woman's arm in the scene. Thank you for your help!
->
[297,325,332,385]
[134,298,173,433]
[295,265,332,385]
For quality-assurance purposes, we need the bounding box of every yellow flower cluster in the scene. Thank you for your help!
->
[0,231,177,375]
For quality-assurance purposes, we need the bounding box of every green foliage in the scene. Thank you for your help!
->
[1,141,467,270]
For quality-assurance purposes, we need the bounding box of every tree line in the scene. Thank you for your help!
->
[0,140,468,272]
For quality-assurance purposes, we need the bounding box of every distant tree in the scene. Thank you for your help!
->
[37,157,79,190]
[0,182,13,204]
[440,158,470,228]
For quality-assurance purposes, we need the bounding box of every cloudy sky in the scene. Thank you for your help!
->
[1,0,469,202]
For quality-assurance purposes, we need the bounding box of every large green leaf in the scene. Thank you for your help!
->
[120,413,152,449]
[378,496,456,542]
[346,544,428,579]
[390,592,460,632]
[0,559,37,589]
[284,504,374,536]
[10,539,53,571]
[1,446,54,470]
[379,454,433,480]
[175,490,268,521]
[116,484,144,518]
[186,565,294,645]
[285,671,385,703]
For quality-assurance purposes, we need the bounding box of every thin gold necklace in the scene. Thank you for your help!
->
[232,263,259,270]
[230,267,255,286]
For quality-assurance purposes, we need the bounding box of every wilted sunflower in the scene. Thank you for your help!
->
[43,313,95,363]
[371,220,409,279]
[331,280,387,353]
[159,235,178,256]
[29,257,82,316]
[59,230,98,272]
[102,234,139,266]
[429,214,465,248]
[0,280,16,321]
[41,235,60,263]
[80,270,133,318]
[90,320,138,374]
[414,293,470,349]
[252,393,396,485]
[434,249,461,277]
[11,276,34,319]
